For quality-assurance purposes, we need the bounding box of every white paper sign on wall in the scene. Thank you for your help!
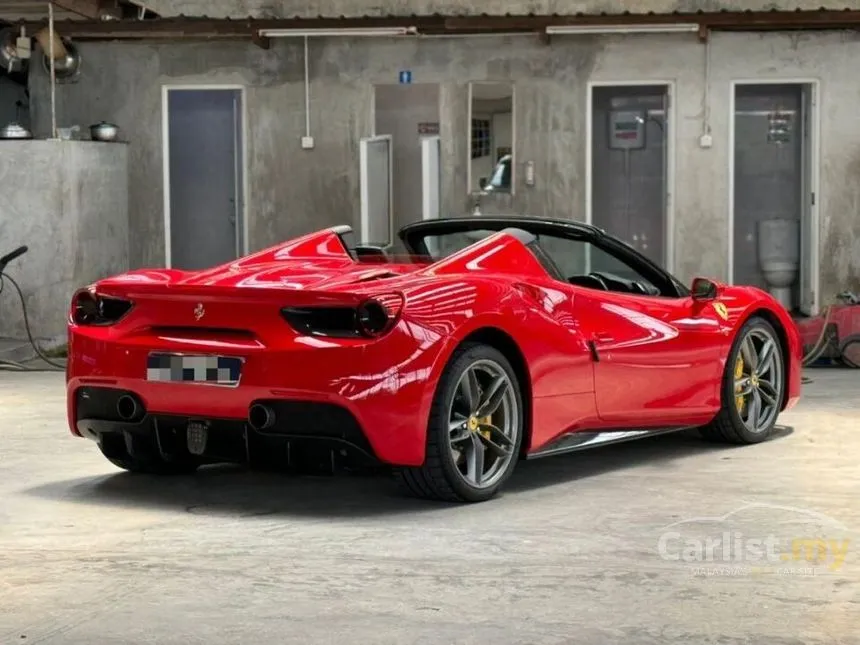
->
[608,110,646,150]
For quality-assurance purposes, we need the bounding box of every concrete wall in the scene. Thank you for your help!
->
[144,0,860,18]
[0,141,129,341]
[27,30,860,306]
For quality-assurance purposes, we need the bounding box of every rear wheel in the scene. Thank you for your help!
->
[395,343,524,503]
[700,316,785,444]
[98,432,200,475]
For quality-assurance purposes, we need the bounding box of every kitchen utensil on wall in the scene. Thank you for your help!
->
[58,125,81,140]
[35,26,67,60]
[0,123,33,139]
[41,39,81,81]
[89,122,119,142]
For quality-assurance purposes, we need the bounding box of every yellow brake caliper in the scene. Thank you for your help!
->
[479,415,493,440]
[734,355,745,412]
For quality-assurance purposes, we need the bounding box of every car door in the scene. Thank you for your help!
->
[574,289,727,426]
[538,233,727,427]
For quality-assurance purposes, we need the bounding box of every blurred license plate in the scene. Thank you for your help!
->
[146,353,242,386]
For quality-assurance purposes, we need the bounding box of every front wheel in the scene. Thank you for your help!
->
[700,316,786,444]
[395,343,524,503]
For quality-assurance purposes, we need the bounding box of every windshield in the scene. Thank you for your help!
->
[483,156,511,191]
[398,217,688,297]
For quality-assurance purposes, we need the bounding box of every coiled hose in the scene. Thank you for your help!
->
[0,271,66,372]
[801,304,836,368]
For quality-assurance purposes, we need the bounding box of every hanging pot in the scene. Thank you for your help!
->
[0,122,33,139]
[90,121,119,142]
[42,40,81,81]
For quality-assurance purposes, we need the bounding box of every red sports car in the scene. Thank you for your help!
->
[67,217,802,502]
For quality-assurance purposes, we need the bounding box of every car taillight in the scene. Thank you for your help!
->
[361,293,404,336]
[281,292,404,339]
[71,289,133,326]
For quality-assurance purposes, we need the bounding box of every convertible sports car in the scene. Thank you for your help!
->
[66,216,802,502]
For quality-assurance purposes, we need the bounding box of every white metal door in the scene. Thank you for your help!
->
[359,135,393,246]
[421,135,441,221]
[799,83,819,316]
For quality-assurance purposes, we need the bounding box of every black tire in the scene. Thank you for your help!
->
[98,432,200,475]
[700,316,785,444]
[838,334,860,369]
[395,342,525,503]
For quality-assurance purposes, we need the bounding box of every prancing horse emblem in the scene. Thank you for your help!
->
[194,303,205,321]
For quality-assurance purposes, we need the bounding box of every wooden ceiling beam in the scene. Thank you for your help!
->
[52,0,105,19]
[442,10,860,31]
[251,31,269,49]
[16,10,860,41]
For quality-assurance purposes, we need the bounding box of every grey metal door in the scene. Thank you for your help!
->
[167,88,243,270]
[591,85,668,267]
[732,84,803,300]
[798,84,817,315]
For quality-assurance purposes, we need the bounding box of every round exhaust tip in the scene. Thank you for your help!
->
[116,394,140,421]
[248,403,275,431]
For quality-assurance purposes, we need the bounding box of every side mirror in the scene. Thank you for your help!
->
[479,177,488,190]
[691,277,719,301]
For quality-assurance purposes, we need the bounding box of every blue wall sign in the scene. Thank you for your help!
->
[399,70,412,84]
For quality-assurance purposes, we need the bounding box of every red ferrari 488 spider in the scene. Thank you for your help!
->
[67,217,802,502]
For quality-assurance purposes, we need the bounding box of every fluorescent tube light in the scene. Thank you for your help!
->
[546,23,700,35]
[259,26,417,37]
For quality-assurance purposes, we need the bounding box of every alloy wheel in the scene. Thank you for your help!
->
[733,328,783,433]
[447,359,519,489]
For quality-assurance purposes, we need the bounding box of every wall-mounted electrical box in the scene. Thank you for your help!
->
[608,110,646,150]
[525,160,535,186]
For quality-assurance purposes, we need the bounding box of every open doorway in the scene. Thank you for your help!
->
[162,86,246,270]
[588,83,673,270]
[371,84,441,244]
[730,82,819,316]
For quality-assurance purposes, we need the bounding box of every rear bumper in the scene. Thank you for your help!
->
[73,386,378,466]
[66,321,447,467]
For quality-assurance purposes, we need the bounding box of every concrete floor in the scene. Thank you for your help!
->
[1,368,858,645]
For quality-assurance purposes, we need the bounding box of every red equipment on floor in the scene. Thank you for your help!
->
[796,291,860,368]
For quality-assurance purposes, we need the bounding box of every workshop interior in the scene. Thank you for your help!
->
[1,2,859,644]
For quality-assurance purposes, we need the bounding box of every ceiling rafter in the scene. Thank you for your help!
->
[52,0,103,19]
[13,9,860,42]
[0,1,158,25]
